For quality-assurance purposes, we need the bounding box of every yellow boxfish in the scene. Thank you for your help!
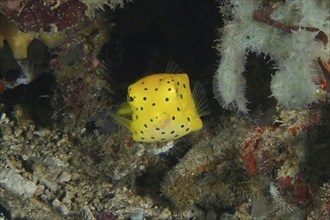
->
[111,71,209,143]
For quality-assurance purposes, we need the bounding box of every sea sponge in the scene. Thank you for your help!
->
[0,15,65,59]
[213,0,329,113]
[0,15,35,59]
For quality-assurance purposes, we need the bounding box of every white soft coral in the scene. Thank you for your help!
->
[213,0,329,113]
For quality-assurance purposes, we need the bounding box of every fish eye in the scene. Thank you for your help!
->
[129,96,134,102]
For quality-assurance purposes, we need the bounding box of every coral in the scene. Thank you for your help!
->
[213,0,330,113]
[0,14,35,59]
[0,0,86,59]
[310,182,330,219]
[161,106,328,215]
[80,0,133,18]
[0,14,66,59]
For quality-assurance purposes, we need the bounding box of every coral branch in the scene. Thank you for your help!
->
[253,6,328,48]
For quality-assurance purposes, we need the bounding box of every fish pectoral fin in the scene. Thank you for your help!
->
[192,81,210,117]
[116,102,132,116]
[109,111,132,130]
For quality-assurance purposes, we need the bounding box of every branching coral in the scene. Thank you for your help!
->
[213,0,330,113]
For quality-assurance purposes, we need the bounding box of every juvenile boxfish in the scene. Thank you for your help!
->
[111,70,209,143]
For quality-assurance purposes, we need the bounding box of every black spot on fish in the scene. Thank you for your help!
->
[177,82,180,86]
[180,94,183,99]
[186,128,190,131]
[141,81,145,84]
[168,88,172,91]
[167,81,170,84]
[140,130,144,134]
[140,107,143,111]
[165,98,169,102]
[177,107,180,111]
[183,84,186,88]
[171,130,175,134]
[161,131,166,134]
[144,88,148,90]
[155,128,160,130]
[143,97,147,101]
[152,103,156,106]
[151,136,155,139]
[136,115,139,120]
[187,117,190,121]
[181,124,184,128]
[172,116,175,120]
[144,124,148,128]
[155,88,158,91]
[130,96,134,102]
[175,134,179,138]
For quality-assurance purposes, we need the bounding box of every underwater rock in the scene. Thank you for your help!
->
[0,168,37,198]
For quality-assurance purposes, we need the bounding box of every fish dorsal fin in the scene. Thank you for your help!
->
[165,61,183,73]
[192,81,210,117]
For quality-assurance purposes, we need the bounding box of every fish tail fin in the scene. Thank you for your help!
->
[109,111,132,130]
[110,102,132,130]
[116,102,132,116]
